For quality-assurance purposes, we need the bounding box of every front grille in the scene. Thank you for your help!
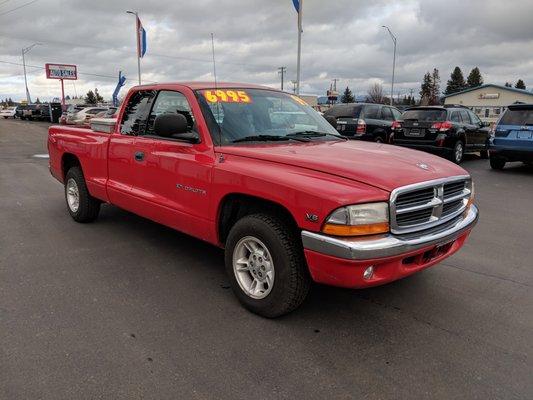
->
[390,176,472,234]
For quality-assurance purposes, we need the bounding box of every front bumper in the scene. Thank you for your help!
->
[301,205,478,288]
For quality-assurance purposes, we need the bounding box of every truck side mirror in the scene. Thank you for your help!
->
[154,113,189,137]
[324,115,337,129]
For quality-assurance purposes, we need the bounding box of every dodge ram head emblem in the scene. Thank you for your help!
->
[416,162,430,170]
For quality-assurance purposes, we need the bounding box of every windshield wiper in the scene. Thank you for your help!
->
[232,134,307,143]
[287,130,347,140]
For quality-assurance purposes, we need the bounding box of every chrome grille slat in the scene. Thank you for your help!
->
[390,176,472,234]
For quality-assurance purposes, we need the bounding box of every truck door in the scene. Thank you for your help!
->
[128,89,215,241]
[107,90,156,207]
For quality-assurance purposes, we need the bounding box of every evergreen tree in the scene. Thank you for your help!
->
[515,79,526,90]
[85,90,97,105]
[94,88,104,103]
[445,66,466,95]
[419,72,432,104]
[35,97,41,104]
[430,68,441,105]
[65,95,71,100]
[340,86,355,103]
[466,67,483,88]
[505,82,512,87]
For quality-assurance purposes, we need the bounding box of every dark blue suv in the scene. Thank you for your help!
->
[489,104,533,169]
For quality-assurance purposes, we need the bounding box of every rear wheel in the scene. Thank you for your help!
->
[490,156,506,170]
[65,167,100,222]
[449,140,464,164]
[225,213,310,318]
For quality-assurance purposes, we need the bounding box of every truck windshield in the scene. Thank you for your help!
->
[499,108,533,125]
[195,88,342,145]
[402,109,447,122]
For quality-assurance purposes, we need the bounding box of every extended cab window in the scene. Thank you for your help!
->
[145,90,197,135]
[120,90,156,135]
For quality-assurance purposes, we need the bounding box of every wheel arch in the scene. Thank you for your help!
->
[61,153,82,180]
[217,193,299,246]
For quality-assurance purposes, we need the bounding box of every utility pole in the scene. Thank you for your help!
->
[382,25,397,106]
[278,66,287,91]
[22,43,41,104]
[332,78,338,92]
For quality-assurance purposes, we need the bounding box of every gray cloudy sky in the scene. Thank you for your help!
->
[1,0,533,102]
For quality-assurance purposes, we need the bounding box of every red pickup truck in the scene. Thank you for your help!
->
[48,82,478,317]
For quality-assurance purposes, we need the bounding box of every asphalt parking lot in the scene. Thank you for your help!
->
[1,118,532,400]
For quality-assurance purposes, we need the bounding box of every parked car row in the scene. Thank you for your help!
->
[60,105,117,126]
[0,106,17,118]
[324,102,533,169]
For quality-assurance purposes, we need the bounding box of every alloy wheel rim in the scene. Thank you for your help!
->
[455,143,463,162]
[232,236,275,299]
[66,178,80,212]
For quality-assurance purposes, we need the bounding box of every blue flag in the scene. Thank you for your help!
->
[292,0,299,12]
[137,17,147,58]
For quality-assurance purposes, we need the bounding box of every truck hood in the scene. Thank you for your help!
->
[220,140,468,192]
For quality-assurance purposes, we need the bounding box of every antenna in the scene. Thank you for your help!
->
[210,33,218,88]
[210,32,222,146]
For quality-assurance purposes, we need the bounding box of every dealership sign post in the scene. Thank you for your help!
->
[45,63,77,106]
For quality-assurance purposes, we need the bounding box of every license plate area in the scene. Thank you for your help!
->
[517,131,532,139]
[406,128,425,137]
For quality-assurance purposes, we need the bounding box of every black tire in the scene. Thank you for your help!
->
[224,213,310,318]
[449,140,464,164]
[480,149,489,159]
[64,166,100,222]
[489,156,506,170]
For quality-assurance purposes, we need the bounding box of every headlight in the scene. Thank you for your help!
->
[322,202,389,236]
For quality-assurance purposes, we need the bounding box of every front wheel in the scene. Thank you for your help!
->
[65,167,100,222]
[225,213,310,318]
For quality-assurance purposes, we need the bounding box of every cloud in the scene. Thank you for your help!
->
[0,0,532,102]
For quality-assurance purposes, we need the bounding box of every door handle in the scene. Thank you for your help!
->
[134,151,144,162]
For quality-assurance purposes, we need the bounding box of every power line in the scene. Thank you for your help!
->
[0,0,38,17]
[0,59,158,82]
[0,34,276,70]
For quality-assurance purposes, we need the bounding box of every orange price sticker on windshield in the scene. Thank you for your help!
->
[203,89,252,103]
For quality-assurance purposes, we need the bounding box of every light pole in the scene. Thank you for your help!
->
[22,43,41,104]
[382,25,396,106]
[126,10,141,85]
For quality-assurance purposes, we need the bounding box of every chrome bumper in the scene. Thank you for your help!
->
[301,205,478,260]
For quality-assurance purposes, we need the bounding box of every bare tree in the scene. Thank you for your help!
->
[366,83,385,104]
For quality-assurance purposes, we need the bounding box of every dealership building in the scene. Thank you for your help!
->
[443,84,533,123]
